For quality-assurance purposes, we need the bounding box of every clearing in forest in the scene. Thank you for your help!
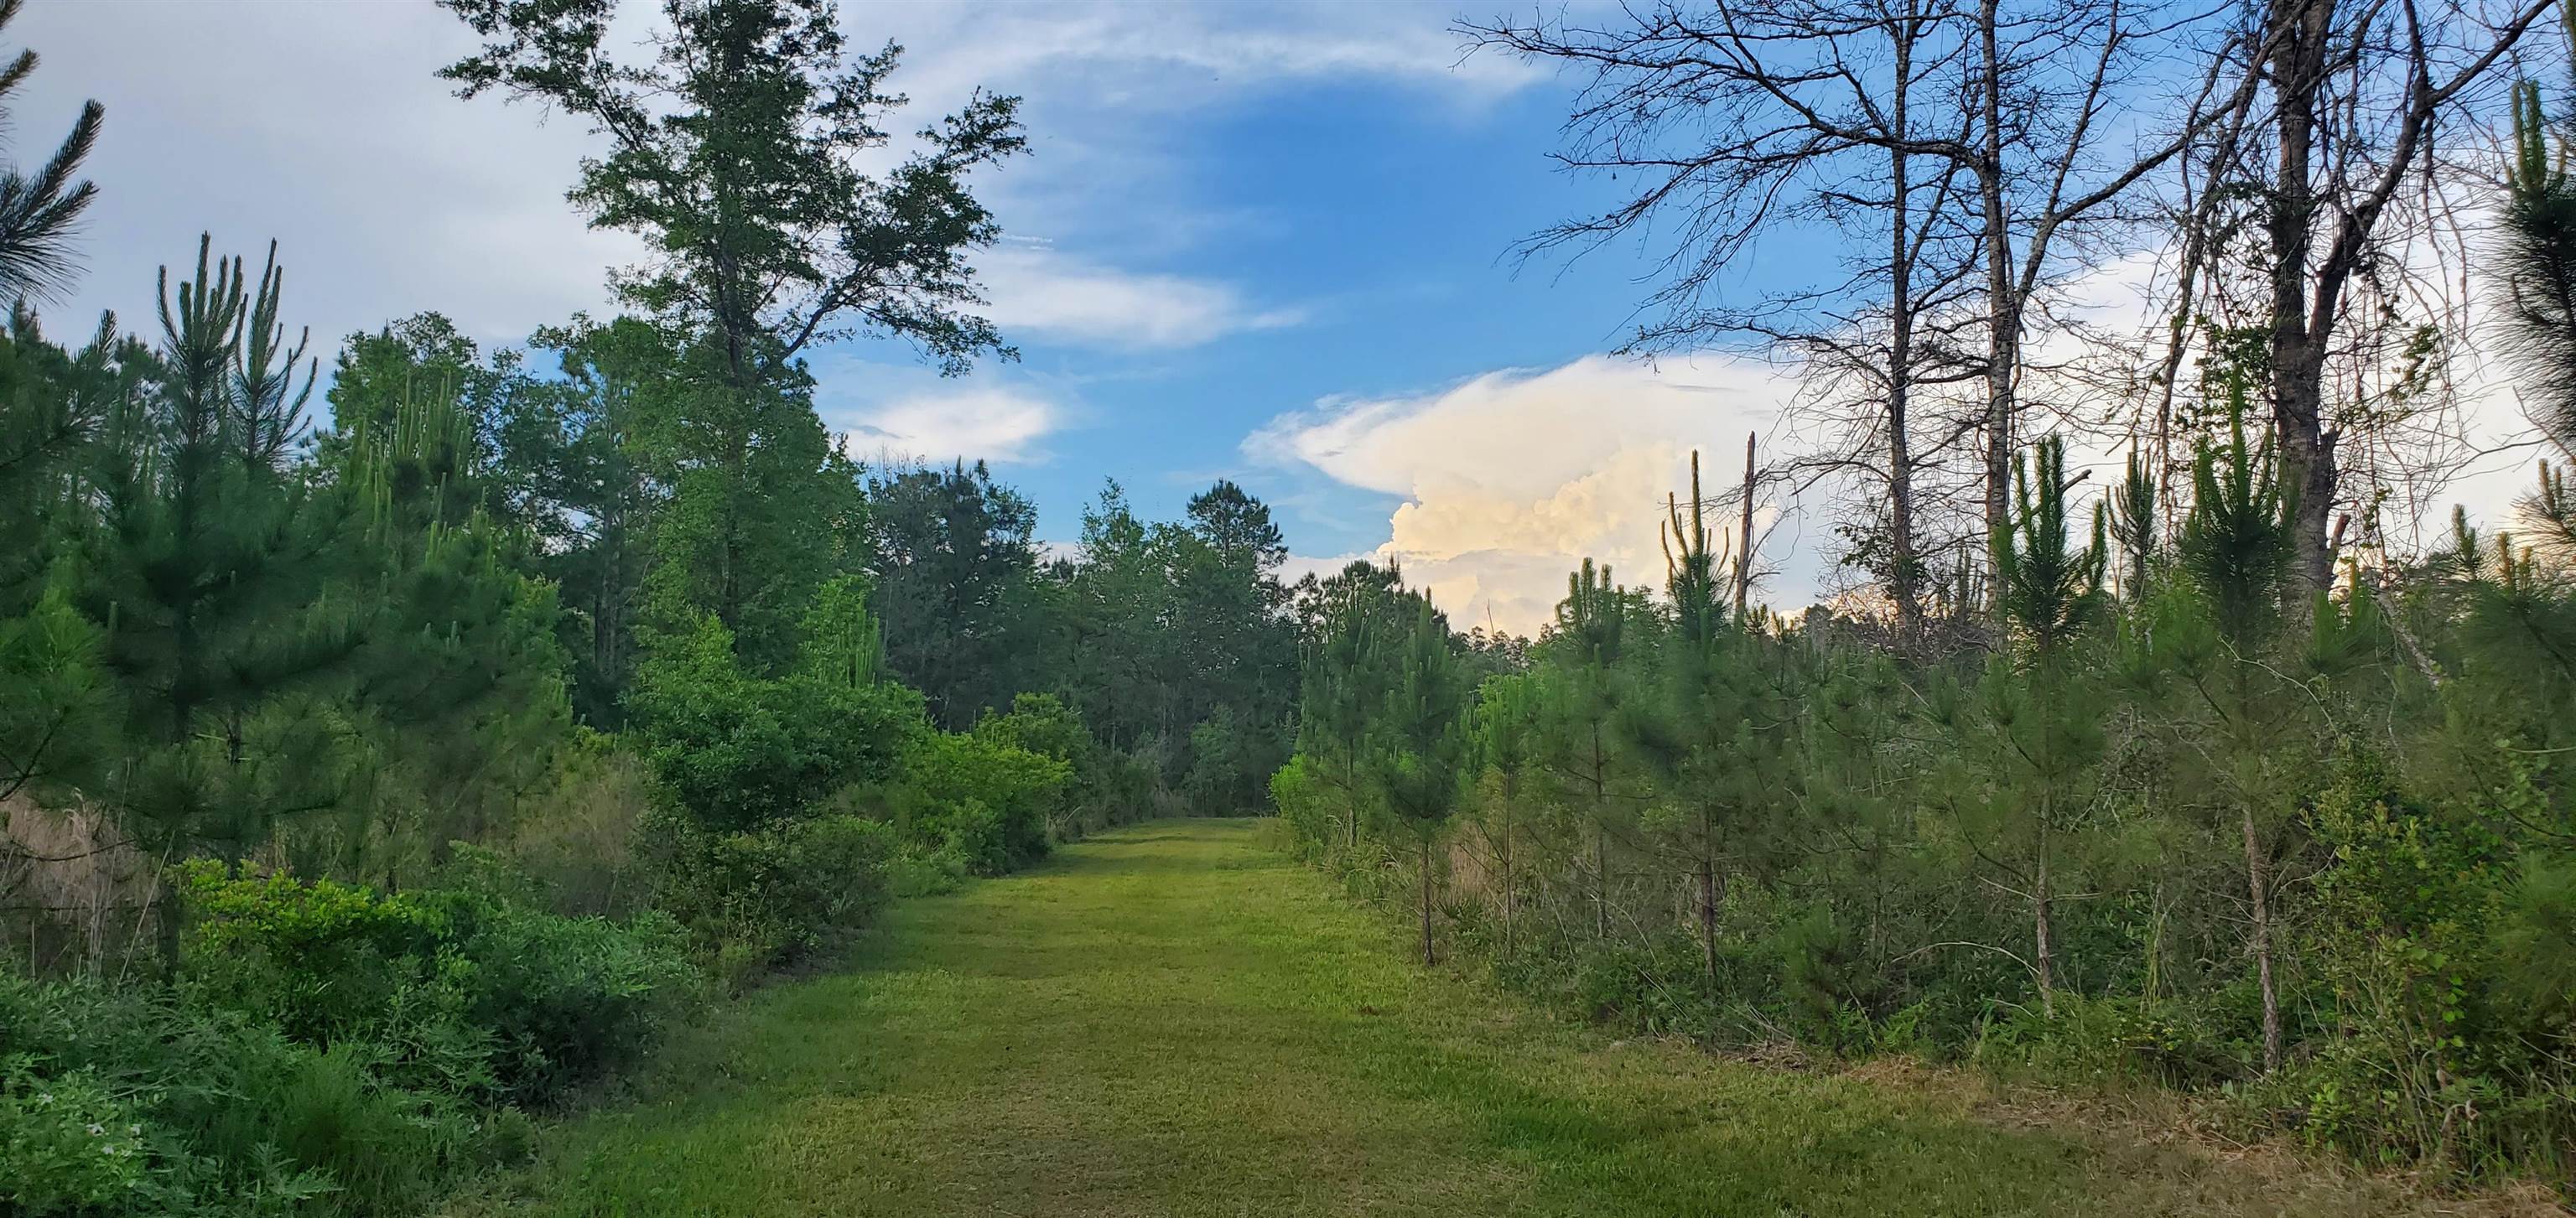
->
[450,820,2520,1217]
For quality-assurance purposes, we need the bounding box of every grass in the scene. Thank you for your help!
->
[447,819,2549,1216]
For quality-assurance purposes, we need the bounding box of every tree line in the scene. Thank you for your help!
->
[0,2,1294,1213]
[1278,0,2576,1182]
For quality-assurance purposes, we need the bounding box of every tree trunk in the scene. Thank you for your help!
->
[1420,836,1436,967]
[1698,809,1722,1008]
[1592,725,1610,940]
[1735,431,1756,619]
[1887,22,1925,646]
[2265,0,2341,598]
[1976,0,2018,565]
[1345,756,1359,852]
[2033,827,2055,1018]
[2242,805,2283,1072]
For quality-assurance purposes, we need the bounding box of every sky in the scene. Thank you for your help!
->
[8,0,2543,635]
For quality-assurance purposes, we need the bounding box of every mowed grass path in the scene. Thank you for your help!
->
[452,819,2487,1217]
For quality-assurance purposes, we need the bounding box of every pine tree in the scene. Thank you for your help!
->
[2172,394,2300,1072]
[1662,450,1727,651]
[1378,597,1467,967]
[82,238,358,961]
[1982,434,2111,1013]
[1469,670,1543,959]
[2499,4,2576,462]
[317,381,574,884]
[2108,448,2160,600]
[1297,562,1407,853]
[0,0,101,306]
[1628,452,1759,1008]
[1545,557,1631,939]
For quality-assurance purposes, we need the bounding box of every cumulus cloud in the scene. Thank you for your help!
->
[1250,355,1820,635]
[979,246,1301,350]
[841,387,1065,465]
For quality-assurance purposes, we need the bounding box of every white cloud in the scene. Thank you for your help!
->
[840,386,1064,465]
[15,3,634,354]
[1254,355,1820,635]
[979,246,1301,350]
[6,1,1509,369]
[880,2,1540,112]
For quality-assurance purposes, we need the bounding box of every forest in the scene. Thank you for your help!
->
[3,0,2576,1210]
[0,2,1297,1210]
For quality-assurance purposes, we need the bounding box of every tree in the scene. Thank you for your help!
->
[0,0,101,306]
[440,0,1022,386]
[1296,561,1414,851]
[1626,452,1769,1008]
[2500,5,2576,476]
[81,239,358,960]
[442,0,1025,651]
[866,459,1038,727]
[1540,557,1636,940]
[633,344,864,669]
[524,316,675,720]
[1468,0,2241,608]
[1379,597,1469,966]
[2170,395,2302,1071]
[1468,670,1545,959]
[2216,0,2557,592]
[1981,434,2111,1012]
[313,364,595,884]
[0,317,138,806]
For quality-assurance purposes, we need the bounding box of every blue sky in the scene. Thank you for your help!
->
[20,0,1820,632]
[14,1,2538,632]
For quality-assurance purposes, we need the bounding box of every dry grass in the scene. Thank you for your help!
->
[2,793,155,974]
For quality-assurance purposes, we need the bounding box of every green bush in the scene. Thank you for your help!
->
[0,971,357,1216]
[1185,704,1286,815]
[179,858,697,1107]
[642,811,896,977]
[625,614,923,832]
[886,844,971,897]
[908,730,1067,875]
[176,862,448,1047]
[0,849,707,1218]
[1,1065,150,1213]
[414,857,699,1102]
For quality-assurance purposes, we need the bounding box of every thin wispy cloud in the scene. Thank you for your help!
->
[979,247,1302,351]
[841,386,1067,466]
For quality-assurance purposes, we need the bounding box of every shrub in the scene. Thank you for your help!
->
[1,1065,149,1213]
[625,614,923,832]
[1185,704,1286,815]
[907,730,1067,874]
[0,970,356,1216]
[175,862,447,1048]
[642,811,896,977]
[179,856,696,1108]
[496,736,652,916]
[886,844,971,898]
[416,853,699,1102]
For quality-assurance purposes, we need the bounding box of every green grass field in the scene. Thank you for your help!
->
[449,820,2527,1217]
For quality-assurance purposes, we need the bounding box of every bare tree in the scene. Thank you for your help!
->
[1467,0,2243,625]
[2236,0,2558,591]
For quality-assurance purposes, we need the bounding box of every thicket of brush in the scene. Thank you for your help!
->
[1280,409,2576,1179]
